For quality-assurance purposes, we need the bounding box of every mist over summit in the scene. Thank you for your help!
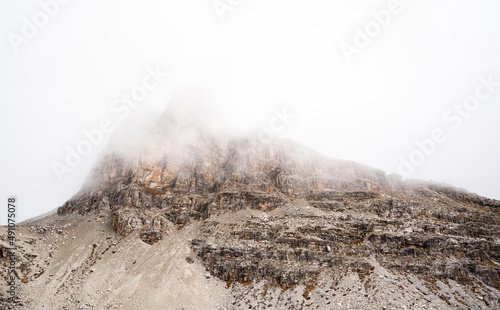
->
[2,89,500,309]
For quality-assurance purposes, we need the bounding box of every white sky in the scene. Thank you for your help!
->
[1,0,499,224]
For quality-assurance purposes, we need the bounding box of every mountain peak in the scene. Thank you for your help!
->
[6,91,499,309]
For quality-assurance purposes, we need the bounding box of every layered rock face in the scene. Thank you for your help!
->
[50,88,500,308]
[58,90,398,240]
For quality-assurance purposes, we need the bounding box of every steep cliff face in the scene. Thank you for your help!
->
[57,127,397,239]
[3,91,500,309]
[58,94,400,239]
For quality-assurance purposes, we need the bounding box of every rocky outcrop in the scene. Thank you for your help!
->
[189,199,500,293]
[50,92,500,309]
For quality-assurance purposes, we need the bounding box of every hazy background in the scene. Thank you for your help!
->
[1,0,499,224]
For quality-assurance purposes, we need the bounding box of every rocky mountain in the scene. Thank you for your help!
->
[2,88,500,309]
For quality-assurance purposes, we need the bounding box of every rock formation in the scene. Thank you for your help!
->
[1,87,499,309]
